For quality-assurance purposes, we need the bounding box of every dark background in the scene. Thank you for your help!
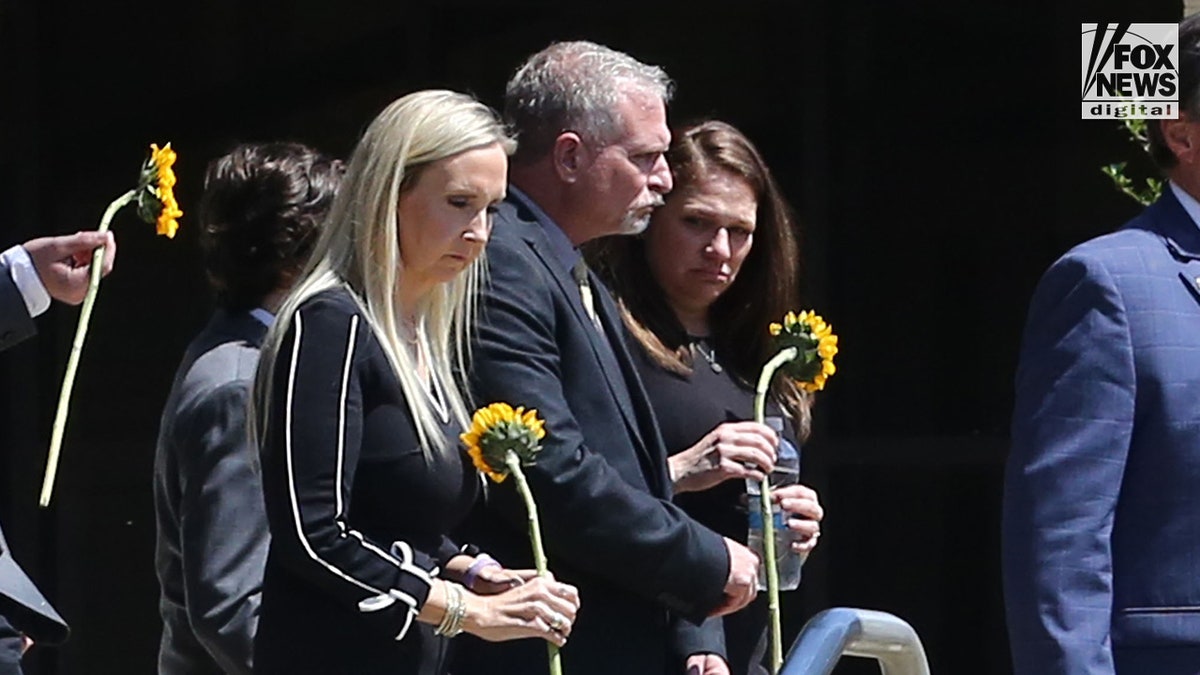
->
[0,0,1182,672]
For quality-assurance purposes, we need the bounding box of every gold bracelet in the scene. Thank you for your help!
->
[447,583,467,637]
[435,582,466,638]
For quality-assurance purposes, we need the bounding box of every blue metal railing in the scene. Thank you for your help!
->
[780,607,931,675]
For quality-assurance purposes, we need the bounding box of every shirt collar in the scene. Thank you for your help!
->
[249,307,275,328]
[508,185,582,273]
[1169,181,1200,230]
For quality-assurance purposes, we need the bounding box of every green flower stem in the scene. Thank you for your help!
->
[40,189,136,508]
[753,346,799,675]
[504,450,562,675]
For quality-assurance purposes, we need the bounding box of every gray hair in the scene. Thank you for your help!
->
[505,41,674,162]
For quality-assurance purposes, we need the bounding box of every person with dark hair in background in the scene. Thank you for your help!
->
[453,43,760,675]
[0,229,116,674]
[587,120,824,675]
[1004,14,1200,675]
[153,142,342,675]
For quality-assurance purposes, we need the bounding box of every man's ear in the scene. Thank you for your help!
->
[552,132,586,183]
[1163,114,1200,165]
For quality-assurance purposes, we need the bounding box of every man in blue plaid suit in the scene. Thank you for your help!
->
[1004,15,1200,674]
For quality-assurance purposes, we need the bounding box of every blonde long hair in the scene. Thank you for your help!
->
[253,89,515,456]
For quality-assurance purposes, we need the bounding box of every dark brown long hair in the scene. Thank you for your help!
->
[587,120,812,439]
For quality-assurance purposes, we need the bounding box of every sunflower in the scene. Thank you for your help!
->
[460,403,546,483]
[42,142,184,507]
[768,310,839,392]
[136,142,183,238]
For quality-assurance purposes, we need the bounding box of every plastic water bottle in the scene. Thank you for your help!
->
[746,416,802,591]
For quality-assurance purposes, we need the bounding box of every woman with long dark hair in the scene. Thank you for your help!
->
[589,120,824,675]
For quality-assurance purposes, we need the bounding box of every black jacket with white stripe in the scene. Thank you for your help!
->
[254,288,476,675]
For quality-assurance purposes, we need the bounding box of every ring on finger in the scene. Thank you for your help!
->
[548,612,565,632]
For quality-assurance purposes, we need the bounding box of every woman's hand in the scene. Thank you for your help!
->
[460,574,581,646]
[444,554,536,595]
[471,566,539,596]
[685,653,731,675]
[670,421,777,494]
[775,483,824,555]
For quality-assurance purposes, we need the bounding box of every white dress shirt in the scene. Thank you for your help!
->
[1,244,51,318]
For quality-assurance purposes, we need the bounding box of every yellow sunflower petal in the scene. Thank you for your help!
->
[482,408,499,430]
[157,217,179,239]
[466,445,491,473]
[494,402,515,422]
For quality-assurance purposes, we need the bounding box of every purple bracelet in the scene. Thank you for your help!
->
[463,554,502,590]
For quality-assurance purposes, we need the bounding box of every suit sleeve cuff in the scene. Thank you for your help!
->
[672,614,728,664]
[651,513,730,621]
[354,541,439,641]
[1,245,51,317]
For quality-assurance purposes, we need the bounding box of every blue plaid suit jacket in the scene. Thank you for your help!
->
[1005,186,1200,674]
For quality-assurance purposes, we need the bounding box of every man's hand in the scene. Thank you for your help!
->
[710,537,758,617]
[670,421,777,494]
[24,231,116,305]
[685,653,731,675]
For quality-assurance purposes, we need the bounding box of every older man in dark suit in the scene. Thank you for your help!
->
[453,42,759,675]
[1004,15,1200,675]
[152,143,340,675]
[0,229,115,674]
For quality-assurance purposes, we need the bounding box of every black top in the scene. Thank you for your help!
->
[255,288,478,675]
[631,335,799,675]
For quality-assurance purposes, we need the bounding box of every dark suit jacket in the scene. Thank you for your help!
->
[0,263,68,646]
[153,309,269,675]
[453,196,731,675]
[1005,186,1200,674]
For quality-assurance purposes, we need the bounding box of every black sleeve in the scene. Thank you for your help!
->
[470,236,729,620]
[262,296,438,640]
[671,615,727,667]
[0,260,36,353]
[435,536,463,569]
